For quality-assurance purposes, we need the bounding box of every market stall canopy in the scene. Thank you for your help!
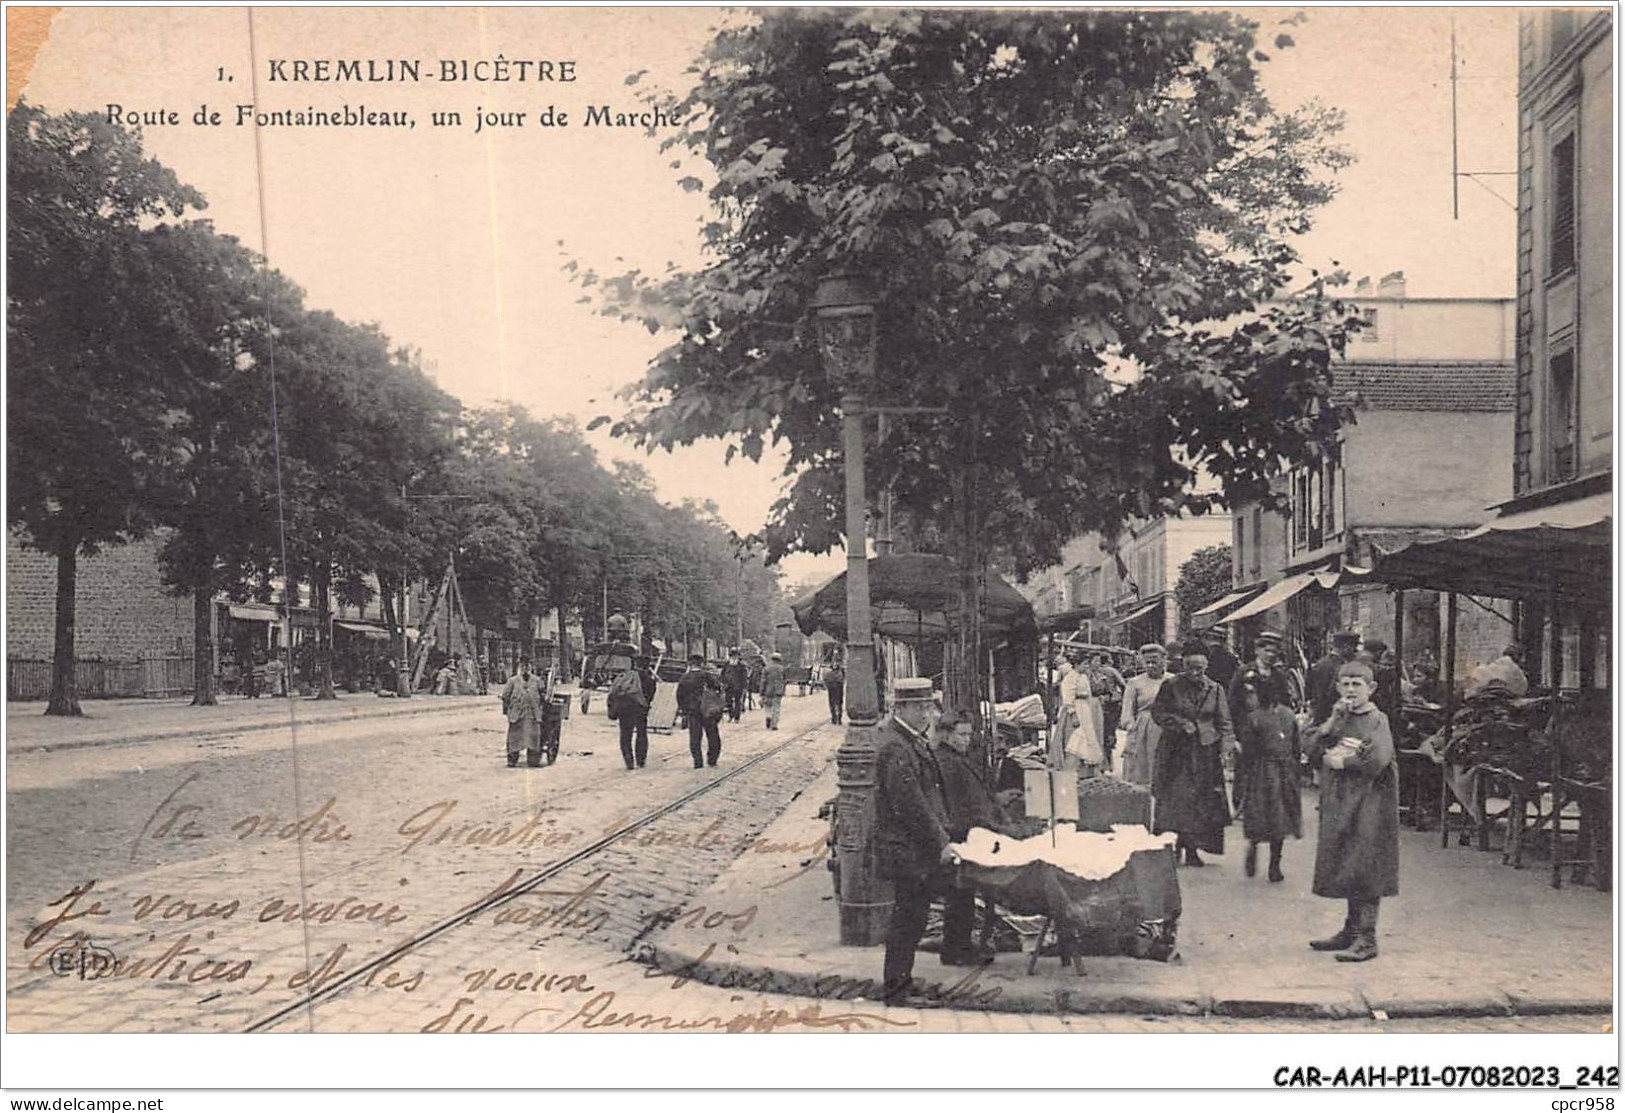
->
[791,554,1037,645]
[1219,566,1367,625]
[1367,491,1612,607]
[335,620,391,640]
[1037,604,1096,635]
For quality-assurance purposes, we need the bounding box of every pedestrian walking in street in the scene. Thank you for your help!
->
[1150,640,1237,867]
[1118,643,1169,786]
[1229,629,1302,882]
[932,708,1004,967]
[722,648,748,723]
[872,678,959,1001]
[1307,660,1398,962]
[500,659,549,768]
[610,656,656,770]
[824,657,846,725]
[1089,652,1126,770]
[1202,627,1240,691]
[677,652,725,768]
[1307,631,1362,727]
[761,651,787,730]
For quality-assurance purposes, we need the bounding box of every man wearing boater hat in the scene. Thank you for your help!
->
[871,677,959,1002]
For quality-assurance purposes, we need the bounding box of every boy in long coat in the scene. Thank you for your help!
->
[1307,660,1398,962]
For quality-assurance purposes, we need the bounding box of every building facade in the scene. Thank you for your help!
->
[1221,286,1519,674]
[1506,8,1613,689]
[1020,512,1232,647]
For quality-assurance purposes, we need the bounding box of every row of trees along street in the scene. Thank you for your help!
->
[578,10,1367,719]
[7,102,784,716]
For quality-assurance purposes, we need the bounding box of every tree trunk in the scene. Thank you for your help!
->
[46,543,82,716]
[191,587,217,706]
[313,567,336,699]
[555,603,571,680]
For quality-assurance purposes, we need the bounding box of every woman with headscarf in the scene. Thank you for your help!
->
[1150,640,1237,866]
[1118,643,1170,786]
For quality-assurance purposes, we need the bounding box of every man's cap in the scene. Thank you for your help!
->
[771,651,782,660]
[1362,638,1388,656]
[1139,643,1165,655]
[1331,630,1361,645]
[893,677,935,702]
[1255,629,1284,646]
[688,652,705,663]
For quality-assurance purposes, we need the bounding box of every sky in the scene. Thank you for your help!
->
[13,6,1525,587]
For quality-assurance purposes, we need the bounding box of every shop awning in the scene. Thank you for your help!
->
[1219,566,1366,626]
[1190,586,1266,628]
[1111,598,1162,626]
[334,621,391,640]
[1368,491,1611,606]
[228,603,280,622]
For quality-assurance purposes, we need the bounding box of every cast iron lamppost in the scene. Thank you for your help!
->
[812,273,891,946]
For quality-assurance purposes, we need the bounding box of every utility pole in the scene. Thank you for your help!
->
[1450,15,1460,220]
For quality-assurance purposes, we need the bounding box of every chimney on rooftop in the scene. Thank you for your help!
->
[1355,276,1372,295]
[1377,270,1406,298]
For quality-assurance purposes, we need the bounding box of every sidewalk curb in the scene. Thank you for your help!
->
[646,936,1612,1020]
[7,697,489,754]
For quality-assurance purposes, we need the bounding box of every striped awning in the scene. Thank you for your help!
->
[227,603,279,622]
[1111,598,1162,626]
[1190,585,1266,628]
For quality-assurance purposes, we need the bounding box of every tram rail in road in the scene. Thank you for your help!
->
[244,717,823,1032]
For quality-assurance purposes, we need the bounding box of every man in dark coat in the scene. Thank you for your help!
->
[932,709,1003,965]
[721,649,749,723]
[1201,628,1240,691]
[872,678,958,1000]
[824,657,847,725]
[617,655,657,770]
[675,653,724,769]
[1308,630,1362,726]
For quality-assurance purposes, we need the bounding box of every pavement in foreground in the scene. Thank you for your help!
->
[5,689,1613,1033]
[645,758,1614,1026]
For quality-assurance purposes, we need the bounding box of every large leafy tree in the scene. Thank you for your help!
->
[275,313,457,698]
[147,226,300,705]
[8,103,205,715]
[582,9,1360,711]
[1174,543,1235,636]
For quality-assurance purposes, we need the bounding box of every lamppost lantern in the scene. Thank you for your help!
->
[813,270,892,947]
[810,274,878,385]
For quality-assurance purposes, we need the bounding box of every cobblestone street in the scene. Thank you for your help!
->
[9,687,1613,1040]
[7,689,839,1032]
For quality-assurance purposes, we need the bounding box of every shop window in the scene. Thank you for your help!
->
[1595,629,1609,690]
[1549,9,1578,58]
[1360,307,1379,342]
[1549,347,1578,481]
[1549,132,1576,276]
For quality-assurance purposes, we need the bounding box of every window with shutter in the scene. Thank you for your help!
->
[1550,133,1576,276]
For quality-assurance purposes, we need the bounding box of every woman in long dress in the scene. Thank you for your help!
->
[1150,640,1237,866]
[1119,644,1169,786]
[1059,653,1103,774]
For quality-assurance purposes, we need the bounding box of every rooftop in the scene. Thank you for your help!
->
[1332,359,1515,413]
